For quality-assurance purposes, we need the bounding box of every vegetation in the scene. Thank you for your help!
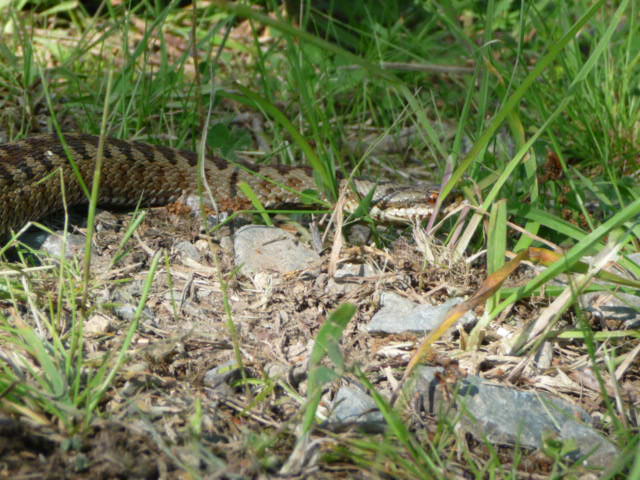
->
[0,0,638,477]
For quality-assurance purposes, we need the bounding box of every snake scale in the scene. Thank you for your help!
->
[0,133,439,235]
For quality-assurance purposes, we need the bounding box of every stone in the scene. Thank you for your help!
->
[234,225,320,276]
[41,232,86,259]
[581,291,640,329]
[326,385,384,433]
[367,292,476,334]
[175,240,201,262]
[203,360,243,395]
[327,262,376,294]
[406,367,619,470]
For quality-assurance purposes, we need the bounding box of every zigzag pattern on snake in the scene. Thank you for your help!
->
[0,132,439,235]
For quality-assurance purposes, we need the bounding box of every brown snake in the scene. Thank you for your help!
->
[0,133,439,235]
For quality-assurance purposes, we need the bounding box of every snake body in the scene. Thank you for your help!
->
[0,133,438,235]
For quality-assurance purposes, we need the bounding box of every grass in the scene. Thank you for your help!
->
[0,0,639,477]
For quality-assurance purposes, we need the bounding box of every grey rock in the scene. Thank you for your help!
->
[85,314,113,335]
[175,240,201,262]
[120,306,154,324]
[454,375,590,447]
[558,420,619,469]
[574,252,640,328]
[326,385,384,433]
[327,263,376,294]
[367,292,476,334]
[406,367,619,470]
[581,291,640,329]
[203,360,243,394]
[335,263,375,281]
[234,225,320,276]
[401,365,445,415]
[107,280,155,323]
[41,232,86,258]
[113,303,150,322]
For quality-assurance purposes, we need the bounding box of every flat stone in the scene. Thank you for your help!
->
[326,385,384,433]
[113,303,146,322]
[406,367,619,470]
[367,292,476,334]
[41,232,86,259]
[559,419,619,469]
[106,281,155,323]
[454,375,590,447]
[581,291,640,329]
[401,365,444,414]
[175,240,201,262]
[85,313,113,335]
[203,360,243,395]
[327,263,376,294]
[234,225,320,276]
[571,252,640,328]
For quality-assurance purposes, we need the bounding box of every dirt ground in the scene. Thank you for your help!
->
[0,204,632,479]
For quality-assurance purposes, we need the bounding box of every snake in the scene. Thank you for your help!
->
[0,132,440,235]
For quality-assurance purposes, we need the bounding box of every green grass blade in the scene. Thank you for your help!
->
[492,196,640,321]
[441,0,607,200]
[238,181,273,226]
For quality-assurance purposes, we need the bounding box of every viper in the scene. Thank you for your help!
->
[0,132,441,234]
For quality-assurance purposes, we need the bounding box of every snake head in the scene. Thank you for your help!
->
[346,179,442,223]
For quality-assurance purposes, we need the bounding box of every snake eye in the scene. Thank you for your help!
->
[428,192,439,204]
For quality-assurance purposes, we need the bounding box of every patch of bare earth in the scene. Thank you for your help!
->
[1,204,635,478]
